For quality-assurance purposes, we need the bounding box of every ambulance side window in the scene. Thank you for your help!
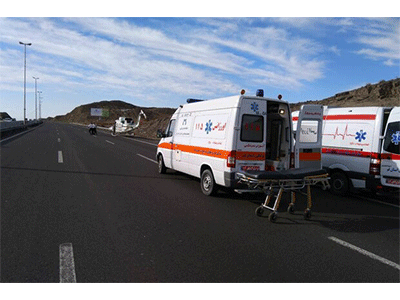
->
[240,115,264,142]
[383,121,400,154]
[166,119,176,137]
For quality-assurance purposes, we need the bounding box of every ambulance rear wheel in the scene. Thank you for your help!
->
[201,169,218,196]
[158,155,167,174]
[330,171,349,195]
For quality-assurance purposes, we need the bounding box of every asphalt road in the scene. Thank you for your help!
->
[1,122,399,282]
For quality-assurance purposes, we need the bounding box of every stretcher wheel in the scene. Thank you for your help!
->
[304,209,312,220]
[255,206,264,217]
[287,204,295,214]
[269,212,278,223]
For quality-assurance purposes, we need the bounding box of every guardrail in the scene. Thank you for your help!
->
[0,120,43,139]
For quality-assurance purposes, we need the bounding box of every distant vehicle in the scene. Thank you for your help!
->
[292,106,400,194]
[156,89,324,195]
[110,110,146,136]
[0,112,15,122]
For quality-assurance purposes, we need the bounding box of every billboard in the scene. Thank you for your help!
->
[91,108,109,118]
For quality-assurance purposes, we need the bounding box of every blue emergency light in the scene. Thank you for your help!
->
[187,98,204,103]
[256,89,264,97]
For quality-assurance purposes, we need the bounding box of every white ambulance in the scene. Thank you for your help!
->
[292,106,400,195]
[156,90,324,195]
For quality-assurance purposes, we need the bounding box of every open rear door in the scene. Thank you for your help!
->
[380,107,400,188]
[294,105,324,169]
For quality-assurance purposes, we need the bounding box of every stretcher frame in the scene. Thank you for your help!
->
[236,172,330,222]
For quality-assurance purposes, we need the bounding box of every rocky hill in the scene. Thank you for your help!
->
[290,78,399,111]
[53,78,399,139]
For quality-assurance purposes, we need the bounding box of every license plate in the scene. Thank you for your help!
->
[386,178,400,186]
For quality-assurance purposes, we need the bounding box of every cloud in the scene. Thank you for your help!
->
[347,18,400,66]
[0,17,330,112]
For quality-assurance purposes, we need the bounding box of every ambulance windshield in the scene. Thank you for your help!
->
[383,121,400,154]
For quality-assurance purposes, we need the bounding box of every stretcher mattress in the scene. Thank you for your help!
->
[238,168,327,180]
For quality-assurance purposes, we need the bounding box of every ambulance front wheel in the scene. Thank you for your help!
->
[201,169,218,196]
[158,155,167,174]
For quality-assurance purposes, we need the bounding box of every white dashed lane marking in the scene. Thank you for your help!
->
[59,243,77,283]
[58,151,63,163]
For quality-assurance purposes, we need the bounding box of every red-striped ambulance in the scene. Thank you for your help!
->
[157,89,324,195]
[293,106,400,195]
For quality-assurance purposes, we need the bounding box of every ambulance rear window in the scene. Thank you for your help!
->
[383,121,400,154]
[241,115,264,142]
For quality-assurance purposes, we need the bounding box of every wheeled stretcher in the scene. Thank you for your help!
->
[236,168,330,222]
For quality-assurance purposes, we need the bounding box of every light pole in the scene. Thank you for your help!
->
[33,77,39,120]
[19,41,32,124]
[37,91,42,120]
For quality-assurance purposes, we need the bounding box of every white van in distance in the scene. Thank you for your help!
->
[157,89,324,195]
[292,106,400,195]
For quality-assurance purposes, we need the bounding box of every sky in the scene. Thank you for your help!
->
[1,3,399,120]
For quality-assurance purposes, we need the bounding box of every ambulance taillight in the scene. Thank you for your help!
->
[369,157,381,175]
[227,151,236,168]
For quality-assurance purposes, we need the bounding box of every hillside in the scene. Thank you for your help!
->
[53,78,399,139]
[290,78,400,111]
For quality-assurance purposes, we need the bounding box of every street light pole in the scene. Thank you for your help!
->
[19,41,32,125]
[37,91,42,120]
[33,77,39,120]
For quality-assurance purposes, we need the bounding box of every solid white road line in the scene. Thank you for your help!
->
[58,151,63,163]
[137,153,158,164]
[106,140,115,145]
[328,236,400,271]
[59,243,77,283]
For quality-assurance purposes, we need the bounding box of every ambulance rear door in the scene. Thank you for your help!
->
[235,97,267,172]
[294,105,324,169]
[380,107,400,188]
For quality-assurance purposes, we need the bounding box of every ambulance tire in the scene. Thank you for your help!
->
[201,169,218,196]
[330,171,349,195]
[158,155,167,174]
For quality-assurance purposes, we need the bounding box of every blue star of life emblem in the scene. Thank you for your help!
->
[205,120,213,134]
[355,130,367,142]
[251,102,259,113]
[391,131,400,145]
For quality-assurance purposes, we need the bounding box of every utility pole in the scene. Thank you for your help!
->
[33,77,39,120]
[19,41,32,124]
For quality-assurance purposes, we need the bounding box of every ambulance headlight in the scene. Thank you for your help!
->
[256,89,264,97]
[279,109,285,115]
